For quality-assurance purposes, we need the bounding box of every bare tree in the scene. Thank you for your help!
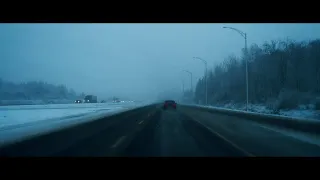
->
[194,38,320,110]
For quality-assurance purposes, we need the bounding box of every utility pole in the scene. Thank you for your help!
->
[223,26,249,111]
[193,57,208,105]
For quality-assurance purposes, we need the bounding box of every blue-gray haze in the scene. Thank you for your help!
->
[1,23,320,101]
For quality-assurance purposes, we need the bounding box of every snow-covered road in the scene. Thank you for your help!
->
[0,102,146,146]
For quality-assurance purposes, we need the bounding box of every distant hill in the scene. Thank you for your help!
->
[0,79,82,105]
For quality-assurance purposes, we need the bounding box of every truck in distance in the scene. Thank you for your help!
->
[84,95,98,103]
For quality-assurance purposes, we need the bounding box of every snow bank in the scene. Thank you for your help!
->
[0,107,131,146]
[279,109,319,120]
[0,102,144,146]
[0,108,111,129]
[0,102,140,129]
[199,102,320,120]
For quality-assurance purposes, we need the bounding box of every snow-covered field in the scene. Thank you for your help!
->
[0,102,146,146]
[0,102,142,128]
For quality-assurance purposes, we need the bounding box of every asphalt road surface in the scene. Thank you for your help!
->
[1,105,320,157]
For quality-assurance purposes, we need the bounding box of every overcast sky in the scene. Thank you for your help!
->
[1,23,320,101]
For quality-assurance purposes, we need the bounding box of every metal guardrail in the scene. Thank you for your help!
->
[181,104,320,135]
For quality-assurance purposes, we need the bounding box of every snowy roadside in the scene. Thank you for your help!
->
[0,102,136,110]
[0,108,130,147]
[203,103,320,120]
[0,108,113,129]
[0,102,145,146]
[0,102,142,129]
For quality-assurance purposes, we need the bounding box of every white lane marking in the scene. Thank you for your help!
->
[190,117,255,157]
[254,123,320,148]
[111,136,127,148]
[138,120,144,124]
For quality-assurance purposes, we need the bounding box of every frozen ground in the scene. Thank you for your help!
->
[0,102,136,111]
[200,103,320,120]
[0,102,146,146]
[0,102,142,128]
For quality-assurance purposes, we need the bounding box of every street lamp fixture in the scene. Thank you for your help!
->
[223,26,249,111]
[183,70,193,92]
[193,57,208,105]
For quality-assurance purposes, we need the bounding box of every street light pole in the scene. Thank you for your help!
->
[181,79,185,103]
[193,57,208,105]
[245,33,248,111]
[223,26,249,111]
[182,80,185,94]
[183,70,193,92]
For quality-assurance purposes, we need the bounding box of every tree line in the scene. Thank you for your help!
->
[0,79,82,101]
[194,38,320,110]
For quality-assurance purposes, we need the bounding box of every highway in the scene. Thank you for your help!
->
[1,104,320,157]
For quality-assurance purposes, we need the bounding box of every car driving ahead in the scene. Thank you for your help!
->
[163,100,177,110]
[74,99,82,103]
